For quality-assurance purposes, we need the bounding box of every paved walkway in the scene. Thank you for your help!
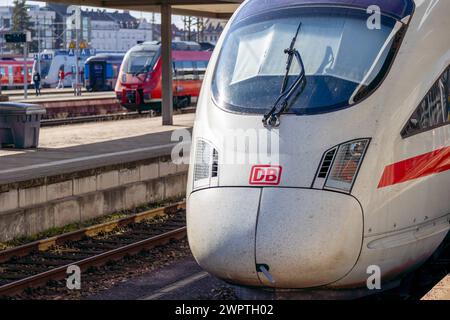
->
[0,113,194,185]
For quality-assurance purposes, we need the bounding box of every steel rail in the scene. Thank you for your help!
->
[0,202,186,263]
[0,227,187,297]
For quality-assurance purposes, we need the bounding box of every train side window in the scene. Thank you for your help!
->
[0,67,5,75]
[197,61,208,80]
[401,66,450,138]
[182,61,195,80]
[447,68,450,122]
[174,61,184,80]
[192,61,200,80]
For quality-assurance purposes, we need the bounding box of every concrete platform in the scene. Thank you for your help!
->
[1,90,120,119]
[0,113,194,185]
[0,113,194,241]
[1,88,87,97]
[422,275,450,300]
[9,91,115,103]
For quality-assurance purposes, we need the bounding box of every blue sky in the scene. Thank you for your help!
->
[0,0,186,28]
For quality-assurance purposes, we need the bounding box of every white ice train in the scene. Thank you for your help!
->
[186,0,450,297]
[32,50,85,88]
[33,49,124,88]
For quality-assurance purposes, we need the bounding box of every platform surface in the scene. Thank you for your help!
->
[2,88,86,96]
[0,113,194,185]
[422,275,450,300]
[8,91,115,103]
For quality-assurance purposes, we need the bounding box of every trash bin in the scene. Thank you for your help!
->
[0,102,46,149]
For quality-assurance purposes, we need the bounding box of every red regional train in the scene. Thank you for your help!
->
[115,41,212,111]
[0,58,33,88]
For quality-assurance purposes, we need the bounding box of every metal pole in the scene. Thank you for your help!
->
[161,4,173,126]
[75,7,80,95]
[37,21,41,75]
[24,42,28,99]
[151,12,155,41]
[0,17,3,56]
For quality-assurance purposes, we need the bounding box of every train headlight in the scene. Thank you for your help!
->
[193,139,219,191]
[323,139,370,193]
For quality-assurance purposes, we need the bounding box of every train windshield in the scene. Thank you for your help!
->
[212,7,405,115]
[122,50,158,74]
[32,59,51,78]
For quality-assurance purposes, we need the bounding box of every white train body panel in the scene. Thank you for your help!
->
[41,53,79,87]
[187,0,450,291]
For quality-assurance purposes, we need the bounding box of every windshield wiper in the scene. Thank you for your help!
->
[134,65,150,77]
[263,22,307,128]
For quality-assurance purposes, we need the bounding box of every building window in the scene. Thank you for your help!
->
[402,67,450,138]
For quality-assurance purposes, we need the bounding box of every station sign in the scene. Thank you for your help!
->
[79,40,87,50]
[34,54,52,61]
[4,33,27,43]
[68,48,94,57]
[80,48,94,56]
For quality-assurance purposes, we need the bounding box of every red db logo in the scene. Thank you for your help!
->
[249,165,283,186]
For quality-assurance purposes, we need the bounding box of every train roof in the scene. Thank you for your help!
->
[130,41,203,52]
[0,60,34,66]
[235,0,415,21]
[85,54,125,63]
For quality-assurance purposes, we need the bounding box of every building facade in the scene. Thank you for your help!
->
[28,5,56,51]
[65,9,153,52]
[201,19,226,44]
[0,5,56,54]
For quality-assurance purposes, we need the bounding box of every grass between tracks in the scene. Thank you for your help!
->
[0,198,185,251]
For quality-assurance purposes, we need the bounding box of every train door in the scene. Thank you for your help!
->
[173,60,183,97]
[194,60,208,96]
[183,60,195,96]
[15,66,23,85]
[8,66,13,86]
[27,67,32,84]
[173,60,194,107]
[0,66,6,87]
[110,63,120,89]
[90,61,106,91]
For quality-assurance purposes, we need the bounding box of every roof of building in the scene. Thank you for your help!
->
[44,3,69,17]
[203,18,226,33]
[36,1,243,19]
[106,11,136,22]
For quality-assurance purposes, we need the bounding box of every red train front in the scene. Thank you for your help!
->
[115,41,212,111]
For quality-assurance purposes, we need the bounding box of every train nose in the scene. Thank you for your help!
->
[187,188,363,289]
[255,188,363,288]
[187,188,262,286]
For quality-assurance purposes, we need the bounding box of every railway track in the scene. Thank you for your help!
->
[0,202,187,297]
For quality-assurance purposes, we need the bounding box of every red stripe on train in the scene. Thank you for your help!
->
[378,146,450,189]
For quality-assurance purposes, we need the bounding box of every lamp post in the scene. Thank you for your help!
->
[23,31,31,100]
[75,6,81,96]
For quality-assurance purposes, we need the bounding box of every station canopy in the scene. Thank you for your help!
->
[40,0,243,18]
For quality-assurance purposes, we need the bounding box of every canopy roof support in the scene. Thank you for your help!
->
[161,3,173,126]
